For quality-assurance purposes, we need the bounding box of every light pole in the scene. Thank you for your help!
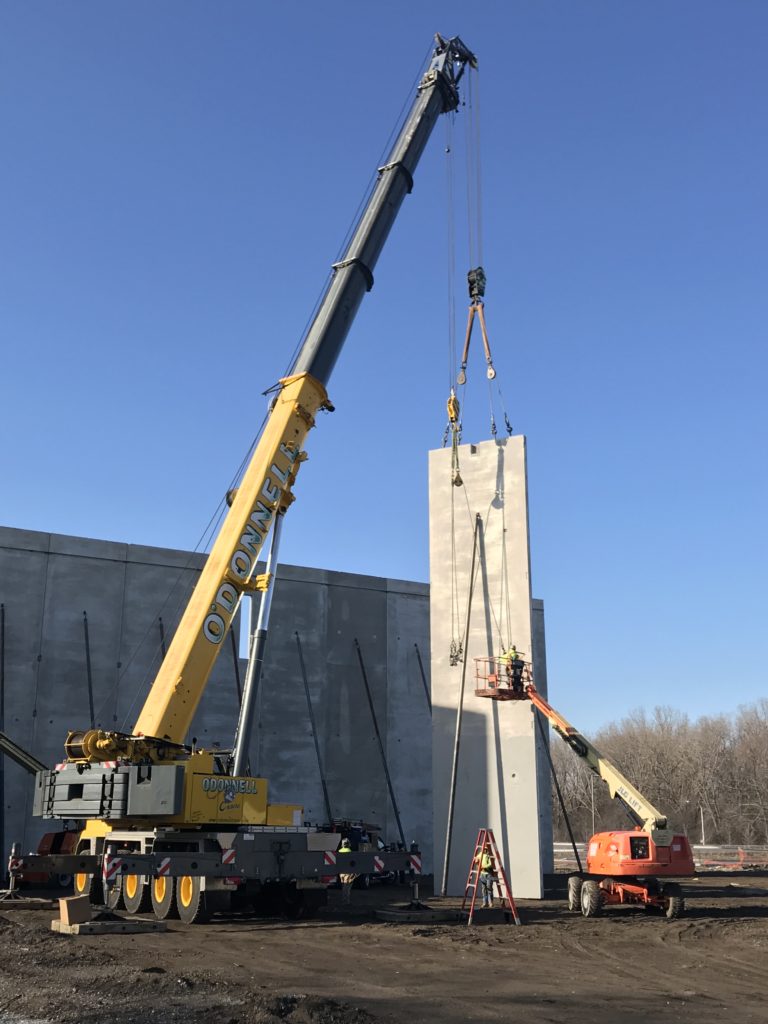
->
[699,805,706,846]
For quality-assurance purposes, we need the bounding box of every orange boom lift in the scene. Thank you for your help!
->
[475,658,695,919]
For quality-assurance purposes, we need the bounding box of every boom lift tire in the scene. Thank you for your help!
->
[176,875,211,925]
[661,882,684,920]
[580,880,604,918]
[567,874,583,913]
[151,874,179,920]
[122,874,151,914]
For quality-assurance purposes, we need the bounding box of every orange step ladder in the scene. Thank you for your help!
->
[462,827,521,926]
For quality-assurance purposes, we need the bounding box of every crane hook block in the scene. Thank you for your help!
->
[467,266,486,302]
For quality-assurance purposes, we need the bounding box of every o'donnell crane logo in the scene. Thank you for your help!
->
[201,775,258,811]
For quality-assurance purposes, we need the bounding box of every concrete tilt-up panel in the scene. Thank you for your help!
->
[0,526,433,866]
[429,437,552,898]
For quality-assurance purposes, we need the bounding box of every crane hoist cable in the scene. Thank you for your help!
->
[442,65,513,663]
[445,113,458,393]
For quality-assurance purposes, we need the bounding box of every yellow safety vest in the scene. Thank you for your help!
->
[476,851,492,871]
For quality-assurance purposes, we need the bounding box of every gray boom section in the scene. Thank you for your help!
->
[0,729,47,775]
[290,34,476,387]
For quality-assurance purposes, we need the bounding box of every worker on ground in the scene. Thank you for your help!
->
[338,836,357,905]
[475,842,495,908]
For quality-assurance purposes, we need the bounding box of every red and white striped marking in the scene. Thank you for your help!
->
[102,854,122,883]
[54,760,118,770]
[373,855,384,874]
[222,848,236,866]
[409,854,422,874]
[323,850,337,867]
[156,857,171,877]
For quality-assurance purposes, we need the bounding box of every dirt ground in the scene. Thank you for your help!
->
[0,874,766,1024]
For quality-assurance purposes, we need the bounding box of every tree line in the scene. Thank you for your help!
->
[547,700,768,846]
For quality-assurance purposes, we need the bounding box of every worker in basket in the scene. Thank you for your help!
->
[499,645,526,695]
[475,842,495,908]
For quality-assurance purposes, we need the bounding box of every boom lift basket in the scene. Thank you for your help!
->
[474,657,532,700]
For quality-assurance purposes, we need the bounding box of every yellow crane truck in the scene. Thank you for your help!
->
[14,34,477,923]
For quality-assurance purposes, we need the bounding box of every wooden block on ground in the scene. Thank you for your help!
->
[51,917,166,935]
[59,895,92,926]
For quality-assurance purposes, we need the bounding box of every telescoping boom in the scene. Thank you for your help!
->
[59,34,477,771]
[526,685,671,839]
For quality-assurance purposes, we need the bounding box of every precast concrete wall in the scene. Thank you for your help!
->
[0,526,432,868]
[429,438,553,898]
[252,567,432,858]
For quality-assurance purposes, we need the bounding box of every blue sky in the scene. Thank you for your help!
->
[1,2,766,730]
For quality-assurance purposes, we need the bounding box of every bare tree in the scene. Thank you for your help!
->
[548,700,767,845]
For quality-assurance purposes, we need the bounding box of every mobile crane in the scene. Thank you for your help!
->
[18,34,477,923]
[475,663,695,918]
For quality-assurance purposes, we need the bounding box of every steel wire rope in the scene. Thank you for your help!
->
[22,550,51,849]
[80,51,441,737]
[472,67,484,268]
[98,406,270,732]
[100,496,228,732]
[112,44,434,729]
[445,114,457,392]
[279,43,433,385]
[115,47,437,728]
[445,115,464,659]
[464,69,475,271]
[332,40,434,264]
[458,478,510,654]
[502,496,514,651]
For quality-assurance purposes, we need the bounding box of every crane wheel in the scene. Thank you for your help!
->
[151,874,179,920]
[661,882,685,920]
[176,876,212,925]
[122,874,152,915]
[580,880,604,918]
[567,875,583,912]
[74,871,103,906]
[104,875,124,911]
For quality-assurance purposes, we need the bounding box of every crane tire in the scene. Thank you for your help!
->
[661,882,684,920]
[580,880,604,918]
[104,875,124,911]
[74,871,104,906]
[151,874,179,920]
[122,874,151,915]
[567,875,583,912]
[176,876,211,924]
